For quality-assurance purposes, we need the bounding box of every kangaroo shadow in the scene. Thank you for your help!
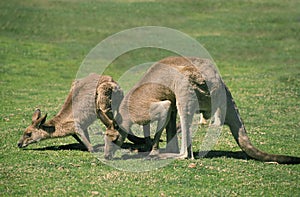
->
[27,143,248,161]
[27,143,90,152]
[26,142,143,152]
[105,149,248,161]
[195,150,248,160]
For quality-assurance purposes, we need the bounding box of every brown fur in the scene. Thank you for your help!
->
[18,73,121,152]
[105,57,215,159]
[106,56,300,164]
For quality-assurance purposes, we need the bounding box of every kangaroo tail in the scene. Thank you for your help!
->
[225,86,300,164]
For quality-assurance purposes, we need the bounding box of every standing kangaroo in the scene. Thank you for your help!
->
[105,56,224,159]
[17,73,144,152]
[105,56,300,164]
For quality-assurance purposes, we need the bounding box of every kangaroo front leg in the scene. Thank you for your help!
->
[75,124,94,152]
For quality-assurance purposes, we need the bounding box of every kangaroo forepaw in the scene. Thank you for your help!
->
[88,146,95,153]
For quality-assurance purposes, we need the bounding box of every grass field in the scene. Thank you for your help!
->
[1,0,299,196]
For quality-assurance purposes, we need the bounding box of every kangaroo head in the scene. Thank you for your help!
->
[17,109,50,148]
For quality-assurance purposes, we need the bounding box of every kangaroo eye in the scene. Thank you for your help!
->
[26,133,32,137]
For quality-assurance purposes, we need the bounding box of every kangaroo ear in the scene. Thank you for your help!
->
[33,113,47,128]
[40,113,47,125]
[32,109,41,123]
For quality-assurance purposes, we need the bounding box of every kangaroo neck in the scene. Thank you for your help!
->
[43,116,75,138]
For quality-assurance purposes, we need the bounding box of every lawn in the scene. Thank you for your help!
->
[0,0,299,196]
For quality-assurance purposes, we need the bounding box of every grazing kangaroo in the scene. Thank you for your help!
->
[17,73,144,152]
[105,57,300,164]
[105,56,224,159]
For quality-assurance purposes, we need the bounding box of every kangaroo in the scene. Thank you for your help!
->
[105,83,176,159]
[105,57,300,164]
[105,57,221,159]
[17,73,144,152]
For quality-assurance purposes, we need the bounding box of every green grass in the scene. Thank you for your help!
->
[1,0,299,196]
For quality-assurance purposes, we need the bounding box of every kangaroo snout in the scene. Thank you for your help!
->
[17,141,25,148]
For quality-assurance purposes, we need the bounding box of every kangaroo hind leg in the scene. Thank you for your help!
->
[148,100,172,157]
